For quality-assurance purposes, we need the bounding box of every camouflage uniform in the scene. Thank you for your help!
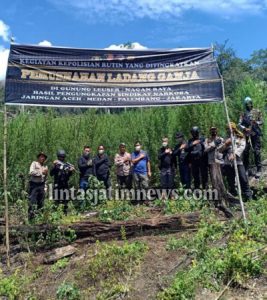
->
[239,108,263,173]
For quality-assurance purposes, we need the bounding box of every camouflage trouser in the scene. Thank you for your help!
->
[243,135,262,172]
[133,173,149,189]
[133,173,149,202]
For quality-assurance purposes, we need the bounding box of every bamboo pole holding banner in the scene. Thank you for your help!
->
[3,104,10,267]
[211,43,246,222]
[222,94,247,222]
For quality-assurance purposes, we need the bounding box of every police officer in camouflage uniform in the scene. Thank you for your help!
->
[238,97,263,178]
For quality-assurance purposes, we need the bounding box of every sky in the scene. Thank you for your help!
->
[0,0,267,79]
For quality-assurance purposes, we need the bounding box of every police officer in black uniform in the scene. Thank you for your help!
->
[158,137,176,198]
[50,150,75,214]
[187,127,208,190]
[173,132,191,189]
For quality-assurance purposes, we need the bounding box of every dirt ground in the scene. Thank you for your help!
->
[1,230,266,300]
[122,234,267,300]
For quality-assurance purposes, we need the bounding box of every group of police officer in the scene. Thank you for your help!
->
[28,96,263,218]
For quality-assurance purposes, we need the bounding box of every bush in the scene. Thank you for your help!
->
[56,282,80,300]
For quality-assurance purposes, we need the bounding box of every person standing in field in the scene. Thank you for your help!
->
[50,150,75,214]
[173,132,191,189]
[238,96,264,178]
[204,127,233,218]
[220,122,252,200]
[204,127,224,167]
[78,145,93,191]
[131,141,151,202]
[187,127,208,190]
[114,143,132,191]
[28,152,48,219]
[93,145,111,189]
[158,137,175,199]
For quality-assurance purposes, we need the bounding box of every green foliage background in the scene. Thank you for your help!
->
[0,43,266,201]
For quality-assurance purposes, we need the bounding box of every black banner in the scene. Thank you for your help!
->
[5,44,223,107]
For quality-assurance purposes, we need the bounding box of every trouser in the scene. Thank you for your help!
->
[243,135,262,172]
[53,183,70,214]
[117,175,132,190]
[28,181,45,219]
[179,162,191,189]
[79,177,89,191]
[160,169,174,189]
[191,159,208,190]
[160,169,174,199]
[223,164,252,200]
[96,174,111,200]
[133,173,149,202]
[96,174,111,189]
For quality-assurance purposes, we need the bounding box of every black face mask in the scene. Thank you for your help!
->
[246,103,253,111]
[83,153,90,158]
[176,138,183,145]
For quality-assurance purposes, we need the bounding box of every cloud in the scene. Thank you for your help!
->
[38,40,52,47]
[105,42,148,50]
[0,40,53,80]
[50,0,267,21]
[0,47,9,80]
[0,20,10,42]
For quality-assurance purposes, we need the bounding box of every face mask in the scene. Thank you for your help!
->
[98,150,104,154]
[176,138,183,144]
[246,104,252,110]
[211,131,217,137]
[162,142,168,147]
[135,146,141,151]
[83,152,90,158]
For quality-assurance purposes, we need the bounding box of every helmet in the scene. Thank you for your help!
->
[57,149,66,158]
[244,97,252,105]
[190,126,200,135]
[175,131,184,139]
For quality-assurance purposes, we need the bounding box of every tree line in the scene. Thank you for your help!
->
[0,42,266,204]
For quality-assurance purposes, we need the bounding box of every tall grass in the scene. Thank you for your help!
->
[0,78,266,202]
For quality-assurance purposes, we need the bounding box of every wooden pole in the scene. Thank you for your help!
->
[222,96,247,222]
[3,104,10,267]
[213,40,247,222]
